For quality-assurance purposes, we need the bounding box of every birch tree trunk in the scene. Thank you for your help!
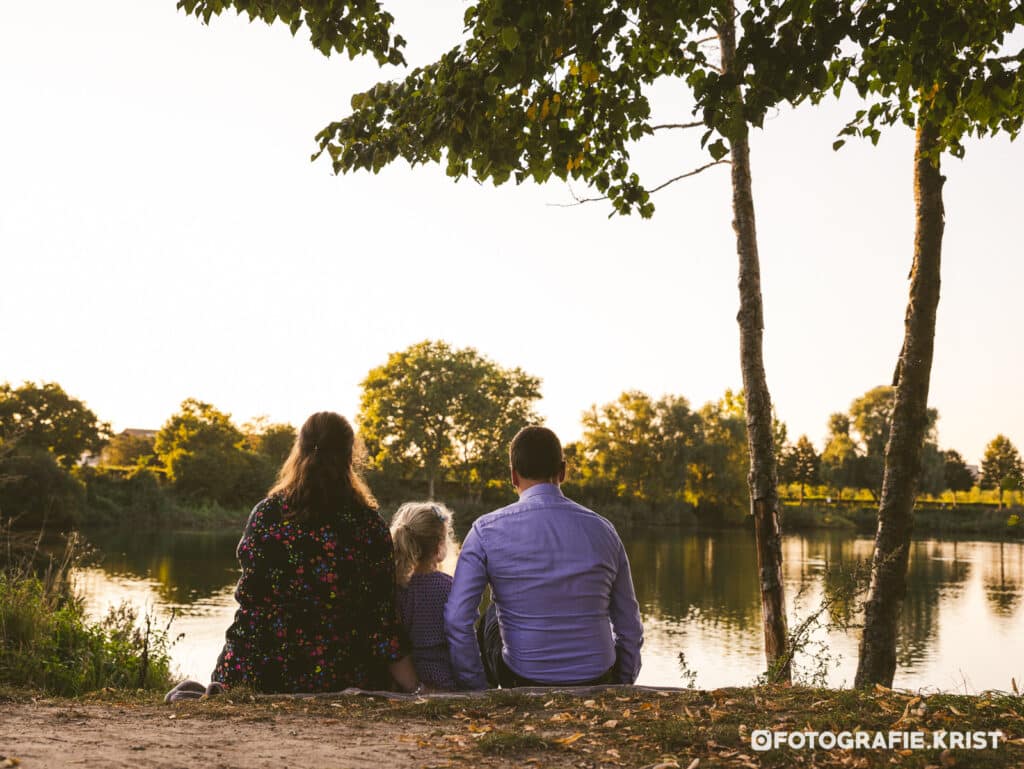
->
[854,121,944,688]
[719,5,790,683]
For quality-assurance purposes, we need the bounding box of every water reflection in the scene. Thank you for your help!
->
[76,527,1024,692]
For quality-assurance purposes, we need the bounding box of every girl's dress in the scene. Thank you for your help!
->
[397,571,456,690]
[212,495,407,692]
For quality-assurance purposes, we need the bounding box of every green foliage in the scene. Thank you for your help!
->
[821,413,860,495]
[242,417,297,467]
[176,0,405,64]
[0,382,111,469]
[0,529,174,695]
[829,2,1024,158]
[155,398,274,507]
[981,434,1023,507]
[574,391,699,504]
[779,435,821,502]
[943,449,975,497]
[688,391,750,523]
[0,449,85,530]
[99,431,158,470]
[180,0,850,217]
[358,340,541,497]
[820,387,943,499]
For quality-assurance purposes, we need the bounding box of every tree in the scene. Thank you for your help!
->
[981,435,1023,510]
[179,0,852,683]
[242,417,297,468]
[687,392,749,524]
[100,431,157,469]
[820,413,860,497]
[155,399,271,506]
[0,382,111,469]
[358,340,541,500]
[942,449,974,506]
[577,391,699,504]
[780,435,820,505]
[827,3,1024,689]
[847,386,938,499]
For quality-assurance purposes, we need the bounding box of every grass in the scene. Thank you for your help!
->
[477,731,550,755]
[0,521,175,695]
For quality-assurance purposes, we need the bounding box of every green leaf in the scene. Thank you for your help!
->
[501,27,519,51]
[708,139,728,161]
[832,139,845,151]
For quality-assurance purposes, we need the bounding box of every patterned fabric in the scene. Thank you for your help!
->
[397,571,456,690]
[212,495,407,693]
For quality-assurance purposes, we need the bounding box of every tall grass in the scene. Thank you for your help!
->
[0,520,176,695]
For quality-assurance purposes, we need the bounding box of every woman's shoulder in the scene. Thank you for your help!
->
[243,496,284,528]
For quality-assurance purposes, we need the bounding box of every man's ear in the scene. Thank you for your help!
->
[510,467,521,490]
[556,461,566,484]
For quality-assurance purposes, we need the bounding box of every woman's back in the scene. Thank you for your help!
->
[213,494,406,692]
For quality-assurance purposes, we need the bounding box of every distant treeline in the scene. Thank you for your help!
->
[1,341,1022,532]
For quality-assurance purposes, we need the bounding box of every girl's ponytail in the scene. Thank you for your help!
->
[389,502,453,585]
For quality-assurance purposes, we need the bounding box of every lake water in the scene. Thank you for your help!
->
[74,527,1024,693]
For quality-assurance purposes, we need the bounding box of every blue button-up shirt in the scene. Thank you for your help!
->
[444,483,644,690]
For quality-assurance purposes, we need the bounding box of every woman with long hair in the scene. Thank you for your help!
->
[210,412,418,693]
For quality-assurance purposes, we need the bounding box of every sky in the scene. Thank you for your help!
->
[1,1,1022,465]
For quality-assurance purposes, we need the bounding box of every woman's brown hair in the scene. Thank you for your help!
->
[268,412,377,520]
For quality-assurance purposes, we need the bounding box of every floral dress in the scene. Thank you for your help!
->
[212,495,407,692]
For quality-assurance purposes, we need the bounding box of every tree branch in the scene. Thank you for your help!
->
[550,159,730,208]
[650,121,704,131]
[648,159,730,193]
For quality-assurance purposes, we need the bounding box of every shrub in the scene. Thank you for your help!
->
[0,526,175,695]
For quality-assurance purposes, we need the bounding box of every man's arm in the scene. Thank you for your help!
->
[609,538,644,684]
[444,525,490,690]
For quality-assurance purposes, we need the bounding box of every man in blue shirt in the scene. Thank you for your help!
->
[444,426,644,689]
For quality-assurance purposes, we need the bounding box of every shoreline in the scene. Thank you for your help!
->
[2,685,1023,768]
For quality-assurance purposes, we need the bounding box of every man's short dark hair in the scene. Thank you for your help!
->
[510,426,564,481]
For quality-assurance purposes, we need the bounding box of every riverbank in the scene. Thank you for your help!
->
[1,685,1023,768]
[779,503,1024,538]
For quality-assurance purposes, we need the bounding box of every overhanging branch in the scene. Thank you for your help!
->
[549,158,730,209]
[651,121,704,131]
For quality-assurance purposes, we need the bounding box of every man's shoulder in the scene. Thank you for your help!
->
[471,493,621,537]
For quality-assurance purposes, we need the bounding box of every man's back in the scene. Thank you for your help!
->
[445,483,643,689]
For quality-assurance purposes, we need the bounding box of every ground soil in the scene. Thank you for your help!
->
[0,699,452,769]
[2,686,1024,769]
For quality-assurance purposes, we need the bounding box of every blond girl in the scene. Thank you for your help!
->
[390,502,456,690]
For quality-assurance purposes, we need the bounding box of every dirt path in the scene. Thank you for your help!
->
[0,701,451,769]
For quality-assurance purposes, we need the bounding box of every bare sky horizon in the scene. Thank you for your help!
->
[2,2,1022,465]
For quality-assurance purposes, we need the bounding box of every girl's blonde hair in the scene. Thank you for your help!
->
[390,502,453,586]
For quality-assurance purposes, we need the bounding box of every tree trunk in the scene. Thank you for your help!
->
[854,121,944,689]
[428,471,436,501]
[719,6,790,684]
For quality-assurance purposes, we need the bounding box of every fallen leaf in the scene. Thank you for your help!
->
[583,699,598,709]
[622,709,632,718]
[606,749,621,758]
[686,761,700,769]
[553,732,585,746]
[543,699,555,708]
[602,720,619,729]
